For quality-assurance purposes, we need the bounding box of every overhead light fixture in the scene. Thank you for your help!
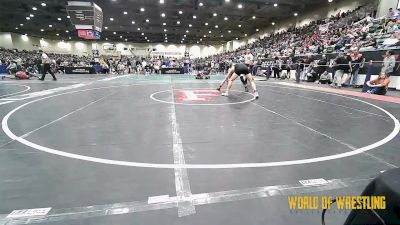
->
[147,40,150,42]
[32,7,37,10]
[221,34,224,37]
[123,11,128,15]
[208,30,212,33]
[186,30,189,33]
[65,30,69,33]
[67,15,70,19]
[145,19,149,22]
[165,37,168,39]
[20,24,23,26]
[125,39,127,41]
[30,14,34,17]
[189,24,192,27]
[160,0,164,4]
[40,29,44,32]
[140,7,145,12]
[184,34,186,37]
[104,26,108,29]
[179,10,183,14]
[177,21,180,24]
[294,13,298,16]
[238,24,242,27]
[213,13,217,17]
[161,13,166,17]
[15,27,18,30]
[224,17,228,20]
[199,2,204,6]
[205,22,208,26]
[215,25,218,28]
[272,22,275,25]
[244,34,247,36]
[113,31,116,34]
[238,4,243,8]
[165,34,167,36]
[120,35,123,38]
[49,24,52,27]
[105,38,108,40]
[141,33,144,35]
[274,3,278,7]
[328,0,333,2]
[56,33,59,36]
[256,28,259,31]
[132,21,136,24]
[197,41,199,44]
[26,17,31,20]
[164,29,167,32]
[200,38,202,41]
[165,40,168,43]
[203,35,206,37]
[145,37,147,39]
[228,30,231,33]
[193,15,197,19]
[252,16,256,19]
[57,18,62,21]
[225,0,230,2]
[163,22,166,26]
[110,18,114,21]
[41,2,46,7]
[236,37,238,40]
[68,37,71,40]
[137,27,141,30]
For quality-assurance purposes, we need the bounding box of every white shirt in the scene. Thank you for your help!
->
[41,53,51,64]
[244,53,254,65]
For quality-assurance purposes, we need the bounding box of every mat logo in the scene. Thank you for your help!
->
[175,90,220,102]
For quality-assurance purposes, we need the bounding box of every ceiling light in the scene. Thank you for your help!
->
[228,30,231,33]
[104,26,108,29]
[197,41,199,44]
[49,24,52,27]
[106,38,108,40]
[20,24,23,26]
[164,29,167,32]
[145,37,147,39]
[208,30,212,33]
[141,33,144,35]
[165,40,168,43]
[15,27,18,30]
[30,14,34,17]
[225,0,230,2]
[56,33,59,36]
[147,40,150,42]
[177,21,180,24]
[238,24,242,27]
[181,41,183,43]
[224,17,228,20]
[165,34,167,36]
[32,7,37,10]
[125,39,127,41]
[65,30,69,33]
[200,38,202,41]
[41,2,46,7]
[294,13,298,16]
[161,13,166,17]
[26,17,31,20]
[113,31,116,34]
[272,22,275,25]
[193,15,197,19]
[67,16,70,19]
[165,37,168,39]
[256,28,259,31]
[203,35,206,37]
[132,21,135,24]
[236,37,238,40]
[110,18,114,21]
[238,4,243,9]
[57,18,62,21]
[215,25,218,28]
[40,29,44,32]
[245,34,247,36]
[163,22,166,26]
[205,22,208,26]
[252,16,256,19]
[145,19,149,22]
[137,28,141,30]
[189,24,192,27]
[160,0,164,4]
[213,13,217,16]
[186,30,189,33]
[120,35,123,38]
[123,11,128,15]
[221,34,224,37]
[274,3,278,7]
[69,37,71,40]
[184,34,186,37]
[328,0,333,2]
[140,8,145,12]
[179,10,183,14]
[199,2,204,6]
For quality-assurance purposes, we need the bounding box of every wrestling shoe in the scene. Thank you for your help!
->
[221,92,229,97]
[244,86,249,92]
[254,91,259,99]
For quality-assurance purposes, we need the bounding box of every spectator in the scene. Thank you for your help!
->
[381,50,396,76]
[331,52,352,88]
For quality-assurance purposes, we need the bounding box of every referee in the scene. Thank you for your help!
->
[39,52,57,81]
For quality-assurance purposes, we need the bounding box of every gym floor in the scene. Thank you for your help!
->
[0,74,399,225]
